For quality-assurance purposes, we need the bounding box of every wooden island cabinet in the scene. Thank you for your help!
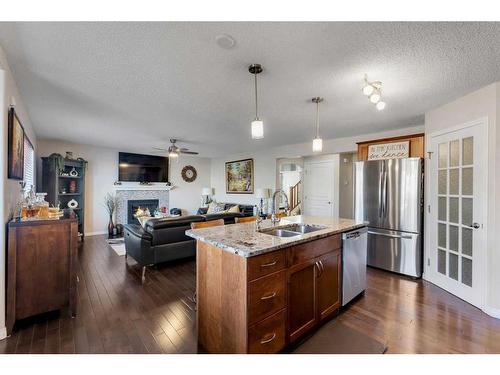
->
[196,233,343,353]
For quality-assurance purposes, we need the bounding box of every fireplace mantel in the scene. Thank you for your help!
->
[113,184,175,191]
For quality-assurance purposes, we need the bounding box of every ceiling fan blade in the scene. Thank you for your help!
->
[152,147,168,151]
[179,150,199,155]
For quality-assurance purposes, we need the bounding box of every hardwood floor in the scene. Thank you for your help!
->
[1,234,500,354]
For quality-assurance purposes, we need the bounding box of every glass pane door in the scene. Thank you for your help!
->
[436,136,474,287]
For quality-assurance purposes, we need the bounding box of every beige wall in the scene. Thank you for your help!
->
[425,82,500,315]
[1,45,37,340]
[37,139,211,235]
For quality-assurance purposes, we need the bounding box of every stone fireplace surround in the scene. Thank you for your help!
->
[115,189,169,225]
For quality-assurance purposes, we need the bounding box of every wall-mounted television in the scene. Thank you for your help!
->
[118,152,169,183]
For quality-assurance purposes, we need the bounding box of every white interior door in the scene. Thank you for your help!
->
[303,159,338,217]
[427,120,487,307]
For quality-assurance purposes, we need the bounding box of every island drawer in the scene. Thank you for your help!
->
[248,309,286,354]
[247,249,286,281]
[287,234,341,266]
[248,270,286,325]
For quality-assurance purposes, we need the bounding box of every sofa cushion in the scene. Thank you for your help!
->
[145,215,205,231]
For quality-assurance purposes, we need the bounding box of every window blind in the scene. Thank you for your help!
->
[24,137,35,189]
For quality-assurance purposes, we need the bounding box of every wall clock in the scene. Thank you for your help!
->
[181,165,197,183]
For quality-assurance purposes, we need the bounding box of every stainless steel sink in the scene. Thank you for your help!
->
[283,223,327,234]
[262,229,302,238]
[259,224,327,238]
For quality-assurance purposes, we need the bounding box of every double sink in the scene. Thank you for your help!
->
[259,223,327,238]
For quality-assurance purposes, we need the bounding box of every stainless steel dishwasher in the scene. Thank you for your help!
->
[342,226,368,306]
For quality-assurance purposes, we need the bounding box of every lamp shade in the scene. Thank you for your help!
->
[201,187,212,196]
[255,188,270,199]
[251,119,264,139]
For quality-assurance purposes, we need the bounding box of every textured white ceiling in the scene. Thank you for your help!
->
[1,22,500,157]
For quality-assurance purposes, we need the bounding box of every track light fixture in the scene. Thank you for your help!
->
[363,74,386,110]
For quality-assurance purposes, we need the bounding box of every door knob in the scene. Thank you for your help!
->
[470,223,480,229]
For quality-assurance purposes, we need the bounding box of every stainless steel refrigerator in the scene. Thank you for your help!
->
[354,157,423,278]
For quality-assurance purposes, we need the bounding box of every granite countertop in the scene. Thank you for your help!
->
[185,215,366,257]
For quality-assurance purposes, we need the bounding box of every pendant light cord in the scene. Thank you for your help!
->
[254,72,258,120]
[315,100,320,138]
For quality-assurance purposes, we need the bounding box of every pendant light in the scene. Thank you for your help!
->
[312,96,323,152]
[312,97,324,153]
[249,64,264,139]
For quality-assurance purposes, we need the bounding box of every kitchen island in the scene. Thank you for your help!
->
[186,215,365,354]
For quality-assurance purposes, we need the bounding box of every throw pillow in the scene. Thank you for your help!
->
[207,202,225,214]
[226,204,240,213]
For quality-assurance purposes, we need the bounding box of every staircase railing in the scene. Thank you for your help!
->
[289,180,301,212]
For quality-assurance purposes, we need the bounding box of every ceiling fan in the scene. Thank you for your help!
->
[152,139,199,158]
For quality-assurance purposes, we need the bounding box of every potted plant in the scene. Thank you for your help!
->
[104,193,117,237]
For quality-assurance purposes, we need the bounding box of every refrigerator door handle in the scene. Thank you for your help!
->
[378,171,383,217]
[368,230,413,240]
[382,170,388,217]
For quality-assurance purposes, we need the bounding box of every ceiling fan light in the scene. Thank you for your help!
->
[168,151,179,158]
[376,101,386,111]
[362,84,374,96]
[312,137,323,152]
[369,93,381,104]
[251,119,264,139]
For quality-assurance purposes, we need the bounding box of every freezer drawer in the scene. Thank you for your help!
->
[367,227,422,278]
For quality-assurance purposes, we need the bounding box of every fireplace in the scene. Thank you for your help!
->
[127,199,159,224]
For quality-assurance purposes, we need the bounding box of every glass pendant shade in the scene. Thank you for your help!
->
[312,137,323,152]
[363,84,374,96]
[251,119,264,139]
[369,92,381,103]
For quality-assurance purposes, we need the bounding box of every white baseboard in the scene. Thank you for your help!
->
[85,230,107,237]
[482,305,500,319]
[0,326,7,341]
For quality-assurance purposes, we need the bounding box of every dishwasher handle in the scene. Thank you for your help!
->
[342,227,367,240]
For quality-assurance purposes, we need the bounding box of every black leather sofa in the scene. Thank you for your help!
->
[124,204,254,282]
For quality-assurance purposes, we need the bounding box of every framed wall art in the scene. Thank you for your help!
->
[225,158,254,194]
[8,107,25,180]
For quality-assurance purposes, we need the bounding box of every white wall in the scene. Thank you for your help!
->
[169,157,211,215]
[425,82,500,316]
[210,125,423,208]
[1,45,37,340]
[37,139,211,234]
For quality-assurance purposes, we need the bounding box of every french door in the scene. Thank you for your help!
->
[427,120,487,307]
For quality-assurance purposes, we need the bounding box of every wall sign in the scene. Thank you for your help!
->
[368,141,410,160]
